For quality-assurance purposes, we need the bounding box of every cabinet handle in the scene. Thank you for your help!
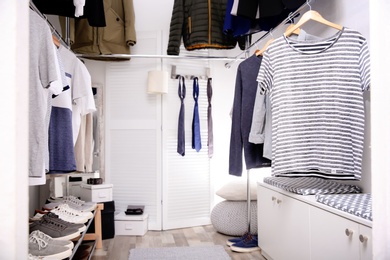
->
[345,228,353,237]
[276,199,282,204]
[272,196,277,201]
[359,234,368,243]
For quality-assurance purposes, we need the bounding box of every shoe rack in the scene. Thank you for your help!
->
[68,203,104,259]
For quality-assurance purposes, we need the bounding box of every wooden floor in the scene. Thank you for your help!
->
[91,225,266,260]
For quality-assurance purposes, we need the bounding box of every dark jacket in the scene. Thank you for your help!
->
[167,0,241,55]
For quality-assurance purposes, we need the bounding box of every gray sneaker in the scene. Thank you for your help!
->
[28,254,41,259]
[29,217,81,241]
[42,213,87,232]
[29,232,72,259]
[30,230,74,250]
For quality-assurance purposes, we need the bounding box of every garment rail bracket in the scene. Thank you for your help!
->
[170,65,210,80]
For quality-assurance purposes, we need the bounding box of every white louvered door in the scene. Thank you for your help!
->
[105,31,211,230]
[162,56,211,230]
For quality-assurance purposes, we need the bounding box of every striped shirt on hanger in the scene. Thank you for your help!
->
[257,27,371,180]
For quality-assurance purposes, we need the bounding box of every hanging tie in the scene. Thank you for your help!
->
[192,77,202,152]
[177,76,186,156]
[207,78,213,158]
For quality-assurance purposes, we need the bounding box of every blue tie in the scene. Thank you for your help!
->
[192,77,202,152]
[177,76,186,156]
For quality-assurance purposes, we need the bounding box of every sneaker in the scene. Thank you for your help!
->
[46,196,96,212]
[29,217,81,241]
[47,203,93,220]
[30,230,74,250]
[58,196,97,212]
[50,204,90,223]
[28,254,42,260]
[50,206,89,224]
[230,234,260,253]
[41,213,86,232]
[29,231,72,259]
[226,232,250,247]
[43,201,92,215]
[29,210,86,232]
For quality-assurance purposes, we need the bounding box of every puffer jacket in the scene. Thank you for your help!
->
[61,0,136,55]
[167,0,240,55]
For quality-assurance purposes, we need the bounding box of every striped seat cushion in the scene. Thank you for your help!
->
[315,193,372,221]
[264,176,362,195]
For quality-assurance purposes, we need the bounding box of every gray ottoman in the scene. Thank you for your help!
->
[211,200,257,236]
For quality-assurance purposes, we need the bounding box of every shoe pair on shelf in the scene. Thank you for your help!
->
[29,213,82,241]
[45,195,96,212]
[28,230,73,259]
[50,203,93,223]
[226,232,260,253]
[31,212,86,232]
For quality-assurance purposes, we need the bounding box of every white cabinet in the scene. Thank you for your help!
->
[311,205,372,260]
[310,206,360,260]
[359,224,372,260]
[257,182,372,260]
[258,185,311,260]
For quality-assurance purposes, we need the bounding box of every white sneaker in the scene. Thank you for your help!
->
[50,204,89,224]
[49,196,96,211]
[62,196,96,212]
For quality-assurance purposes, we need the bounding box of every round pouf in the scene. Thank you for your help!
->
[211,200,257,236]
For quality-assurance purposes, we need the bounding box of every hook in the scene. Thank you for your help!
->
[307,0,312,11]
[269,30,274,39]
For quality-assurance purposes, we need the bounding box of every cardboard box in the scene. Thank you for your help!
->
[114,212,148,236]
[80,183,113,203]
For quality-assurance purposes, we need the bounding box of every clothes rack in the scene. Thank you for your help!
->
[237,0,315,236]
[77,53,244,61]
[224,0,312,68]
[243,34,253,234]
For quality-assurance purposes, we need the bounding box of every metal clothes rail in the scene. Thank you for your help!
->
[29,1,69,48]
[224,1,310,68]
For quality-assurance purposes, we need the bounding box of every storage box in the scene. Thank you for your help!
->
[114,212,148,236]
[87,201,115,240]
[80,183,113,203]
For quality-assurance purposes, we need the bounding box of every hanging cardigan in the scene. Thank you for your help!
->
[229,54,271,176]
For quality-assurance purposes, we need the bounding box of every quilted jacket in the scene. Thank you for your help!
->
[167,0,241,55]
[61,0,136,55]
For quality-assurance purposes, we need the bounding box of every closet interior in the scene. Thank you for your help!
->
[3,0,387,259]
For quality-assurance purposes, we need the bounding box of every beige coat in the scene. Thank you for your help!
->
[61,0,136,55]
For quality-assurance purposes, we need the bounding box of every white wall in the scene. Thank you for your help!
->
[370,0,390,258]
[0,0,29,258]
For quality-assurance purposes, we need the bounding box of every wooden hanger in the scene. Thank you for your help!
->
[285,23,301,36]
[256,38,274,56]
[52,35,61,48]
[284,10,343,37]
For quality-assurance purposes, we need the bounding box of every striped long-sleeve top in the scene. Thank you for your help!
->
[257,27,371,180]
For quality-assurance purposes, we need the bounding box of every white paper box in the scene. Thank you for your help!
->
[114,212,148,236]
[80,183,113,203]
